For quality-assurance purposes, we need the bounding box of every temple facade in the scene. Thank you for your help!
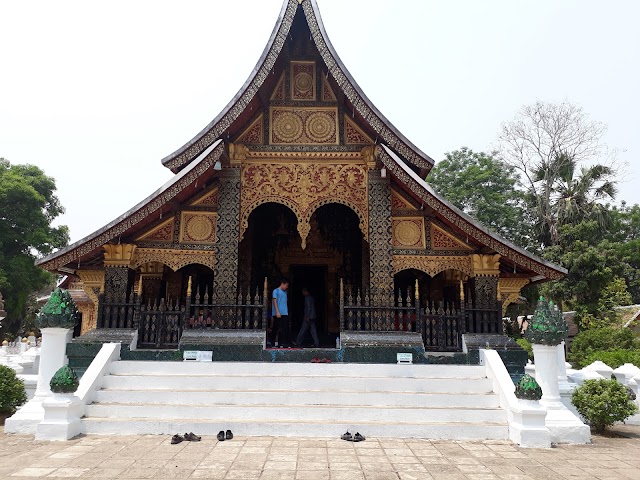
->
[37,0,565,354]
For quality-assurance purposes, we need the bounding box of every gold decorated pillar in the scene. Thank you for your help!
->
[470,253,502,333]
[213,168,241,305]
[367,168,394,305]
[102,244,137,304]
[76,270,105,334]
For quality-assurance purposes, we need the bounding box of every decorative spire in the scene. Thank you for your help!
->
[515,374,543,401]
[36,288,79,329]
[524,296,567,346]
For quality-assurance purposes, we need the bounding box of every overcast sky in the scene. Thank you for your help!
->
[1,0,639,244]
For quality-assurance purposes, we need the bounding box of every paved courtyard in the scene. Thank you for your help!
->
[1,426,639,480]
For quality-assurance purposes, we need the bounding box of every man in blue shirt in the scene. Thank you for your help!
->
[272,278,290,347]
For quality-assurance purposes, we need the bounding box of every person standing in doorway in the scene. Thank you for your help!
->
[293,287,320,348]
[272,278,290,347]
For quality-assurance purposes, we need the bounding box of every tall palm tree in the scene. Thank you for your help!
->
[533,152,617,246]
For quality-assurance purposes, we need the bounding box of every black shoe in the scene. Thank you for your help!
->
[353,432,365,442]
[184,432,201,441]
[225,429,233,440]
[171,434,184,444]
[341,431,353,441]
[217,431,225,441]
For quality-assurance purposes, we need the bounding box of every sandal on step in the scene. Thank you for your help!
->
[353,432,365,442]
[341,431,353,441]
[184,432,201,441]
[171,434,184,444]
[226,429,233,440]
[217,431,226,441]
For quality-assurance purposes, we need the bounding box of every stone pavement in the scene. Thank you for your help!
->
[1,426,639,480]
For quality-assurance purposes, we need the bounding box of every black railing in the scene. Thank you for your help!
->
[96,277,269,349]
[339,279,501,352]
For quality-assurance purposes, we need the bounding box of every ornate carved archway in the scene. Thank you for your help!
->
[392,255,474,278]
[240,162,369,249]
[132,248,216,272]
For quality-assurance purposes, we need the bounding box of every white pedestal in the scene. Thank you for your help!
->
[584,360,613,380]
[35,393,82,441]
[4,328,73,434]
[510,399,550,448]
[533,343,590,444]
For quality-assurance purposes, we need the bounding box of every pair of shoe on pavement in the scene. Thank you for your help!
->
[171,432,200,444]
[341,431,365,442]
[217,429,233,441]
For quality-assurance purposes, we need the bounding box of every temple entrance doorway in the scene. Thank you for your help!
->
[239,202,365,341]
[289,264,328,346]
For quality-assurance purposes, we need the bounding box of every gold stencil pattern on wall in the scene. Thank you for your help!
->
[240,162,368,249]
[344,116,373,145]
[430,223,473,251]
[135,217,175,243]
[236,114,263,145]
[179,211,218,244]
[270,107,338,145]
[391,188,418,210]
[322,76,337,101]
[392,217,426,248]
[291,61,316,100]
[190,187,219,207]
[270,72,285,101]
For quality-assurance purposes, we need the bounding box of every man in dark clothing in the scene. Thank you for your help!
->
[293,288,320,348]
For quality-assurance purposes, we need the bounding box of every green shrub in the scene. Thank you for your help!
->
[583,349,640,370]
[0,365,27,414]
[571,378,638,432]
[516,338,533,361]
[568,327,637,368]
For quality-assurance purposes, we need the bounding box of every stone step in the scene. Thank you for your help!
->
[109,361,486,379]
[101,374,494,394]
[81,417,509,440]
[85,403,508,423]
[93,389,501,408]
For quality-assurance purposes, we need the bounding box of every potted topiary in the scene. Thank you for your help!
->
[0,364,28,424]
[49,365,79,395]
[36,289,79,329]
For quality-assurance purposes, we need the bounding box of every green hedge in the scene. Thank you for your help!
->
[568,327,638,368]
[583,349,640,370]
[515,338,533,361]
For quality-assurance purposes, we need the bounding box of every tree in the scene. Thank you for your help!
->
[498,101,619,246]
[428,148,534,249]
[0,158,69,337]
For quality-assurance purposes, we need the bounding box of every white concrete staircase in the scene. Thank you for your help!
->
[82,361,509,440]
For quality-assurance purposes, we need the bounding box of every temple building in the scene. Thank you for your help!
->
[37,0,565,357]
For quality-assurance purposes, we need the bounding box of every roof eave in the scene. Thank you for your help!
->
[379,144,568,280]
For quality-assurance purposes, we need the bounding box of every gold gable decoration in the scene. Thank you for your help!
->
[344,116,373,145]
[236,114,264,145]
[392,255,474,278]
[270,107,339,145]
[135,217,175,243]
[179,211,218,244]
[430,224,473,251]
[270,72,285,101]
[392,217,426,249]
[133,248,215,272]
[76,269,105,334]
[240,162,369,249]
[190,187,219,208]
[290,61,316,101]
[321,76,336,102]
